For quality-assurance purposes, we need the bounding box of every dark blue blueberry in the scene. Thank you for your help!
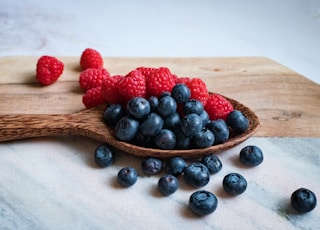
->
[163,112,181,130]
[226,110,249,134]
[148,96,159,112]
[206,119,230,144]
[103,104,124,125]
[158,175,179,196]
[94,144,115,167]
[183,162,210,187]
[117,166,138,187]
[132,131,150,147]
[154,129,176,150]
[127,97,150,120]
[114,116,139,141]
[199,110,210,127]
[139,112,164,137]
[291,188,317,213]
[181,113,203,137]
[183,99,204,115]
[174,128,191,149]
[171,84,191,103]
[164,157,187,177]
[193,129,215,148]
[189,190,218,216]
[160,91,171,98]
[201,154,222,174]
[157,95,177,118]
[239,145,263,166]
[223,173,247,195]
[141,157,163,175]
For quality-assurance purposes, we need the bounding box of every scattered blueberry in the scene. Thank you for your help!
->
[206,119,230,144]
[139,112,164,137]
[189,190,218,216]
[291,188,317,213]
[226,110,249,134]
[163,112,181,130]
[127,97,150,120]
[141,157,163,175]
[157,95,177,118]
[164,157,187,177]
[201,154,222,174]
[158,175,179,196]
[94,144,115,167]
[193,129,215,148]
[103,104,124,125]
[239,145,264,166]
[223,173,247,195]
[114,116,139,141]
[183,99,204,115]
[117,166,138,187]
[181,113,203,137]
[171,84,191,103]
[183,162,210,187]
[154,129,176,150]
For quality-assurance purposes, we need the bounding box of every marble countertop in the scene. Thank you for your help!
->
[0,0,319,229]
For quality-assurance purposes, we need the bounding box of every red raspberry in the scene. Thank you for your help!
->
[80,48,103,70]
[82,86,105,109]
[117,70,147,104]
[36,55,64,86]
[79,68,110,91]
[186,78,209,106]
[205,93,234,120]
[136,67,157,78]
[101,75,124,104]
[175,77,191,85]
[146,67,176,97]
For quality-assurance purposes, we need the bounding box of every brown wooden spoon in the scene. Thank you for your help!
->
[0,96,259,159]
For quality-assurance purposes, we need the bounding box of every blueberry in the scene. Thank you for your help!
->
[199,110,210,127]
[103,104,124,125]
[183,162,210,187]
[223,173,247,195]
[127,97,150,120]
[183,99,204,115]
[117,166,138,187]
[157,95,177,118]
[189,190,218,216]
[206,119,230,144]
[291,188,317,213]
[94,144,115,167]
[163,112,181,130]
[164,157,187,177]
[239,145,263,166]
[139,112,164,137]
[201,154,222,174]
[132,131,150,147]
[114,116,139,141]
[158,175,179,196]
[193,129,215,148]
[148,96,159,112]
[226,110,249,134]
[174,128,191,149]
[181,113,203,137]
[154,129,176,150]
[171,84,191,103]
[141,157,163,175]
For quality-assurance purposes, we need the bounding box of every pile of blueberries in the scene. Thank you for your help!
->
[103,84,249,150]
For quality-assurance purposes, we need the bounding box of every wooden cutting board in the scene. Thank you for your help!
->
[0,56,319,137]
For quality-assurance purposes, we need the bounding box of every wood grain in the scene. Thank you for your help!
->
[0,56,319,137]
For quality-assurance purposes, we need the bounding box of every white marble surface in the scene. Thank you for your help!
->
[0,0,320,229]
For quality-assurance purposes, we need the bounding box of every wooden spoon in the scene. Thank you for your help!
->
[0,96,259,159]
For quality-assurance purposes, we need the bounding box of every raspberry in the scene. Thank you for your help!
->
[79,68,110,91]
[80,48,103,70]
[117,70,147,104]
[82,86,105,109]
[175,77,191,85]
[146,67,176,97]
[205,93,234,120]
[186,78,209,106]
[136,67,157,78]
[36,55,64,86]
[101,75,124,104]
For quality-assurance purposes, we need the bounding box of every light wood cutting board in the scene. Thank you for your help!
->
[0,56,319,137]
